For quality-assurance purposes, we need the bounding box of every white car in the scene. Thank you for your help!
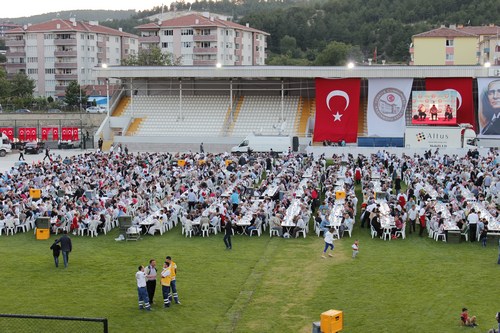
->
[86,106,101,113]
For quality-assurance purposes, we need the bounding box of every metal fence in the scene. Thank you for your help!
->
[0,314,108,333]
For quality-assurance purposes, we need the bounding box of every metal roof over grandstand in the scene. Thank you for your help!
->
[95,65,499,80]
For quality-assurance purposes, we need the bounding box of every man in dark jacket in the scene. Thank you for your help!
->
[50,239,61,268]
[56,231,72,268]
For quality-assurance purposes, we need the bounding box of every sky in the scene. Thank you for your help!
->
[1,0,166,18]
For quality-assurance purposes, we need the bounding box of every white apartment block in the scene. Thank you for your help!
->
[5,18,138,97]
[136,13,268,66]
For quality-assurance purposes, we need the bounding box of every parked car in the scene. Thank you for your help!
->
[58,140,81,149]
[48,108,62,113]
[24,141,44,154]
[86,106,101,113]
[15,109,31,113]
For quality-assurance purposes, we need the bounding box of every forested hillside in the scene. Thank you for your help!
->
[2,0,499,65]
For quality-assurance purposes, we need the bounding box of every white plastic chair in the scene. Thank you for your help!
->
[249,221,262,237]
[87,220,99,237]
[201,223,210,237]
[5,219,16,236]
[435,232,446,242]
[295,227,306,238]
[395,223,406,239]
[370,225,378,239]
[269,228,279,238]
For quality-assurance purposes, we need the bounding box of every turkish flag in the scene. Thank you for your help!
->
[426,78,476,131]
[52,128,59,140]
[1,128,14,140]
[72,127,79,141]
[314,78,360,143]
[41,128,49,141]
[62,127,70,141]
[19,128,26,141]
[26,128,37,141]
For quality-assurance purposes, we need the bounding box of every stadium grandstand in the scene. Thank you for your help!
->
[93,65,499,152]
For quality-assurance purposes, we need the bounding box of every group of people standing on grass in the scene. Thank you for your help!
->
[136,256,180,311]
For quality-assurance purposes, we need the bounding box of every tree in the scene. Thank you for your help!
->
[10,73,35,98]
[280,35,297,56]
[122,46,181,66]
[314,41,353,66]
[64,81,85,110]
[0,68,11,101]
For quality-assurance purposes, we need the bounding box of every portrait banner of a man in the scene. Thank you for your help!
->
[478,78,500,136]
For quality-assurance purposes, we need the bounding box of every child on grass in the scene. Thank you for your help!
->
[352,239,359,258]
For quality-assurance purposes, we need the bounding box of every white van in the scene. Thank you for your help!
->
[231,134,296,153]
[0,133,12,157]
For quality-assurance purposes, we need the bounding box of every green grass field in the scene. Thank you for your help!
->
[1,219,499,332]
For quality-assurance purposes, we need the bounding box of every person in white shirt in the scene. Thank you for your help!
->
[322,228,336,259]
[408,205,418,234]
[467,209,479,242]
[135,265,151,311]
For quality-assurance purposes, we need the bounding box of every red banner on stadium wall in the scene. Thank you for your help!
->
[314,78,360,143]
[26,128,37,141]
[71,127,79,141]
[61,127,79,141]
[0,128,14,140]
[425,78,476,130]
[41,127,59,141]
[61,127,71,141]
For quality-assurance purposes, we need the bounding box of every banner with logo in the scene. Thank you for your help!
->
[426,78,475,130]
[41,127,59,141]
[477,78,500,136]
[314,78,360,143]
[0,127,14,141]
[367,78,413,137]
[410,91,457,125]
[61,127,71,141]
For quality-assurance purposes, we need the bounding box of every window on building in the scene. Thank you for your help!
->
[45,68,56,74]
[27,57,38,63]
[27,68,38,74]
[446,53,454,60]
[115,37,119,43]
[182,42,192,48]
[235,31,240,37]
[226,42,232,48]
[161,42,170,48]
[44,34,54,39]
[181,29,193,36]
[163,30,173,36]
[115,48,119,53]
[235,44,240,50]
[446,39,454,47]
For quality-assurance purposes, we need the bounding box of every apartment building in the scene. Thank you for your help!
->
[410,24,500,66]
[136,13,268,66]
[5,18,138,97]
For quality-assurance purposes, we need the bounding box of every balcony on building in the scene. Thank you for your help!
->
[54,50,77,57]
[54,38,77,46]
[193,59,217,66]
[193,47,218,54]
[193,34,217,42]
[55,73,78,80]
[55,85,67,92]
[5,39,25,47]
[55,62,78,69]
[5,62,26,69]
[139,36,160,43]
[6,50,26,57]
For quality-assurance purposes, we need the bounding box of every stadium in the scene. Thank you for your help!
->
[0,64,499,333]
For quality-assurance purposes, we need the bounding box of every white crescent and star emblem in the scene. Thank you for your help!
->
[326,90,349,122]
[443,89,462,110]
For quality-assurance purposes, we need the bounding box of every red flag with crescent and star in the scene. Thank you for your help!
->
[425,78,475,131]
[314,78,361,143]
